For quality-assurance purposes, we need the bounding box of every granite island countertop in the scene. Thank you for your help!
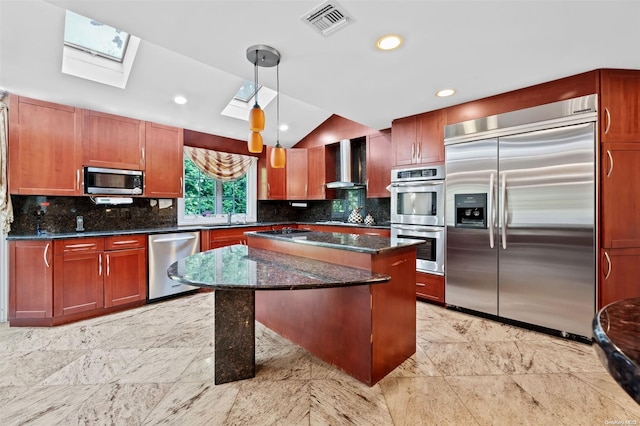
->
[245,229,423,254]
[593,297,640,404]
[167,244,390,290]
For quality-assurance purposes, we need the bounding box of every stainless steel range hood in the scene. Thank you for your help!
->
[326,139,365,189]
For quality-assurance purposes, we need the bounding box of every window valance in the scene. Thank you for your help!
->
[184,146,256,182]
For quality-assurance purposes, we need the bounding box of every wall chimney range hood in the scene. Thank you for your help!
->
[326,139,365,189]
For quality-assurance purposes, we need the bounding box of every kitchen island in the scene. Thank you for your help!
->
[169,230,421,386]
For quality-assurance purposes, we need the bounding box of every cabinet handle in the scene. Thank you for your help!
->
[411,143,415,160]
[604,107,611,134]
[391,258,408,267]
[99,253,103,276]
[180,177,183,195]
[65,243,96,250]
[113,240,138,245]
[141,147,145,166]
[604,251,611,280]
[106,254,110,276]
[267,183,271,197]
[417,142,421,161]
[76,169,80,191]
[416,282,426,287]
[43,243,50,268]
[606,150,614,178]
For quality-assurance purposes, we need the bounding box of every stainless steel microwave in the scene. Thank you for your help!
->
[84,167,143,195]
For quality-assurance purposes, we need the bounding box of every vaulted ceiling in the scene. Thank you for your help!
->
[1,1,639,148]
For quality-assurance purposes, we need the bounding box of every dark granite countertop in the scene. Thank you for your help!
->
[593,297,640,404]
[168,244,390,290]
[246,229,423,254]
[5,221,390,241]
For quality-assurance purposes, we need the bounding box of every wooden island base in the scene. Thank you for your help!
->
[248,235,417,386]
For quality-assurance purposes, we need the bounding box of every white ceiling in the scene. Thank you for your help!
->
[1,1,639,149]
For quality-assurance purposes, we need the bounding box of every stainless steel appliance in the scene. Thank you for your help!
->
[84,166,143,195]
[148,231,200,301]
[444,94,597,338]
[390,165,445,275]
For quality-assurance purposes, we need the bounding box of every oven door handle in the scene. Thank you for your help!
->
[391,181,444,188]
[488,172,495,249]
[392,224,444,233]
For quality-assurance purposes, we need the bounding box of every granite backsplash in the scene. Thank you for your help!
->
[8,195,391,235]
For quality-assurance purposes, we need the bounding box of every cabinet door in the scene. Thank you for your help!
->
[417,110,445,164]
[366,131,392,198]
[8,95,82,195]
[104,248,147,307]
[286,148,308,200]
[391,116,417,166]
[416,271,444,304]
[601,143,640,248]
[600,69,640,143]
[263,146,286,200]
[82,110,145,170]
[307,146,336,200]
[145,122,184,197]
[53,238,104,317]
[9,240,53,319]
[600,248,640,308]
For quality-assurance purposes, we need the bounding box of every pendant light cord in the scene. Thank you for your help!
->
[254,54,259,106]
[276,62,280,145]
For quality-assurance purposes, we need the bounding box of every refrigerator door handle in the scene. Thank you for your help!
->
[488,172,495,248]
[501,173,507,250]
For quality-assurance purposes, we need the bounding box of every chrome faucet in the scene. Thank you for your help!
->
[227,212,232,225]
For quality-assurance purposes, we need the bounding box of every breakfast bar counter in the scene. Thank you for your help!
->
[169,230,421,386]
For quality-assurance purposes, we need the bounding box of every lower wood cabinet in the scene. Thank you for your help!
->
[299,224,390,237]
[415,271,444,304]
[599,248,640,308]
[9,235,147,326]
[201,226,271,251]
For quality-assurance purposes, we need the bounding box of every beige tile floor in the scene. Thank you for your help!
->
[0,292,638,425]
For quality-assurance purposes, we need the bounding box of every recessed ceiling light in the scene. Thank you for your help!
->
[376,34,403,51]
[173,95,187,105]
[436,88,456,97]
[279,123,289,131]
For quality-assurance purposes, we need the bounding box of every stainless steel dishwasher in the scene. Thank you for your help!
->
[148,231,200,301]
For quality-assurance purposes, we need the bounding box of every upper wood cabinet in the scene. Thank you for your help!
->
[258,146,286,200]
[366,131,392,198]
[391,110,444,167]
[8,95,83,195]
[286,148,308,200]
[144,122,184,198]
[82,110,146,170]
[307,146,336,200]
[600,69,640,143]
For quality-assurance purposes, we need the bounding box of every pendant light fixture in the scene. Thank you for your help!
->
[270,57,286,168]
[246,45,280,154]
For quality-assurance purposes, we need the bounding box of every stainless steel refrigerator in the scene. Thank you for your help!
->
[444,95,597,338]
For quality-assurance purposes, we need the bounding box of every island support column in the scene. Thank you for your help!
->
[214,289,255,384]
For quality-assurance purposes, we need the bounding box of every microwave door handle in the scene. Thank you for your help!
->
[488,172,495,249]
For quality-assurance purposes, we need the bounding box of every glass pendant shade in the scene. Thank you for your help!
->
[249,104,265,132]
[248,131,264,153]
[270,144,286,168]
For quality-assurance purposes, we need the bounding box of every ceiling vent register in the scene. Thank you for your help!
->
[302,1,352,37]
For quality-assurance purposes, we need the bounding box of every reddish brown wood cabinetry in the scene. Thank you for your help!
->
[600,69,640,143]
[366,131,392,198]
[201,226,271,251]
[53,238,105,317]
[307,146,336,200]
[259,146,286,200]
[103,235,147,307]
[392,110,444,167]
[600,248,640,307]
[416,271,444,304]
[8,95,83,195]
[8,240,53,322]
[286,148,308,200]
[82,110,145,170]
[145,122,184,198]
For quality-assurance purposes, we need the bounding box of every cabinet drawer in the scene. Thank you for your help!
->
[416,271,444,304]
[105,235,146,250]
[55,238,104,253]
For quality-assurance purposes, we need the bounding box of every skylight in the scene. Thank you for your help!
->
[234,81,261,103]
[63,10,129,62]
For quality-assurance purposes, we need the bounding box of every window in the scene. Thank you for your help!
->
[178,152,257,225]
[233,81,260,103]
[331,188,365,221]
[63,10,130,62]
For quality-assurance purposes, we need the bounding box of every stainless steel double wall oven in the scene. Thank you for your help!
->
[390,165,445,275]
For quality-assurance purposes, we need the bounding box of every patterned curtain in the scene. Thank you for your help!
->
[0,100,13,233]
[184,146,256,182]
